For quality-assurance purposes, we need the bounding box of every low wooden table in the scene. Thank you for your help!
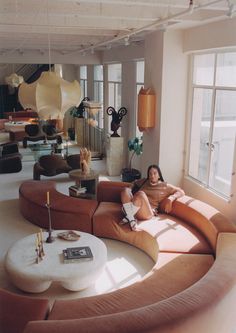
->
[4,231,107,293]
[9,128,27,142]
[69,169,99,199]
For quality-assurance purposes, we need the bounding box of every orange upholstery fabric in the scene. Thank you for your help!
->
[93,202,213,255]
[0,288,49,333]
[48,253,213,320]
[18,180,236,333]
[19,180,98,233]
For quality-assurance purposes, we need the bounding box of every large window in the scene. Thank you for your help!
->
[94,65,104,128]
[80,65,87,98]
[108,63,122,110]
[188,52,236,198]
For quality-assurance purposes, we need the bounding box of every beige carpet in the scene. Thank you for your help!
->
[0,137,153,301]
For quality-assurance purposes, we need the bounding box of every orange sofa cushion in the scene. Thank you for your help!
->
[93,201,213,255]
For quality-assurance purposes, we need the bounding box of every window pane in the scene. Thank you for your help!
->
[94,81,103,103]
[80,79,87,98]
[193,54,215,86]
[80,66,87,79]
[108,64,122,82]
[216,52,236,87]
[115,83,121,109]
[94,65,103,81]
[136,61,144,83]
[108,83,115,107]
[209,90,236,196]
[189,88,213,184]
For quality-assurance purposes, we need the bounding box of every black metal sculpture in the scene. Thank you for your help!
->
[70,97,90,118]
[106,106,128,137]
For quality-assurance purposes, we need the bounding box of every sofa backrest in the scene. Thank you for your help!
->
[97,181,131,203]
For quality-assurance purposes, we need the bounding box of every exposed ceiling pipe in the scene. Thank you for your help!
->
[67,0,224,55]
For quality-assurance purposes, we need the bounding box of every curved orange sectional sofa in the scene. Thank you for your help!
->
[10,180,236,332]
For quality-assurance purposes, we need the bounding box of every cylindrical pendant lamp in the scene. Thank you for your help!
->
[137,87,156,131]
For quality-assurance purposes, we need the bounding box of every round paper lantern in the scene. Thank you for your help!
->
[18,71,81,120]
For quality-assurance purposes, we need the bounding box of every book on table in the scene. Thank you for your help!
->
[63,246,93,263]
[69,185,87,195]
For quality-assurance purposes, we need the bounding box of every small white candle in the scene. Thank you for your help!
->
[46,191,50,206]
[39,228,43,242]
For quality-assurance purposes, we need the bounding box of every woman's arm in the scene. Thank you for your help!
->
[162,185,185,213]
[168,186,185,201]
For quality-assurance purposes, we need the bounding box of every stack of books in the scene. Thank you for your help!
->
[63,246,93,263]
[69,185,87,196]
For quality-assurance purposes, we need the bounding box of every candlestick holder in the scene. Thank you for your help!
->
[45,203,54,243]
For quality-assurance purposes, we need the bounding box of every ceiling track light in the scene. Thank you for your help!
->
[70,0,223,57]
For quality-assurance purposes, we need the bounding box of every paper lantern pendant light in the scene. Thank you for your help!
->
[18,71,81,120]
[137,87,156,131]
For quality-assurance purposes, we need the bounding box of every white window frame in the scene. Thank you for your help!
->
[93,65,104,129]
[186,50,236,199]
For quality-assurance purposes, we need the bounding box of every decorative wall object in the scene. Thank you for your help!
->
[137,87,156,131]
[106,106,127,137]
[18,71,81,120]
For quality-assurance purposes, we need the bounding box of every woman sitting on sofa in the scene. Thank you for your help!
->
[121,164,185,230]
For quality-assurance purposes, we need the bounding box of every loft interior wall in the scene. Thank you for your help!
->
[183,17,236,224]
[183,16,236,53]
[141,30,164,177]
[102,42,144,64]
[159,29,188,187]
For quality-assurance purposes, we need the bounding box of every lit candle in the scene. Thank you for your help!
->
[46,191,50,206]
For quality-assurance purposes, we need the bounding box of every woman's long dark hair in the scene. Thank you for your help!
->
[147,164,164,182]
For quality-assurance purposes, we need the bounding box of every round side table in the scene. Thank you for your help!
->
[69,169,99,199]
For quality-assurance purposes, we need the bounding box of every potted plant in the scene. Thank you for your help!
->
[121,137,142,182]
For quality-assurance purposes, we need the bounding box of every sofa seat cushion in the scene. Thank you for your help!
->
[93,202,213,255]
[48,252,214,320]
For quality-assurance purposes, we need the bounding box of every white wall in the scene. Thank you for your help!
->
[184,17,236,53]
[141,30,164,176]
[61,64,79,82]
[103,43,144,63]
[141,29,187,187]
[121,61,137,168]
[159,30,188,186]
[0,50,102,66]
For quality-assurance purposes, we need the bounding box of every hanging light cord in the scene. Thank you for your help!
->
[47,0,51,72]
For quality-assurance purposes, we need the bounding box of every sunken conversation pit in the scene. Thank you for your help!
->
[11,180,236,332]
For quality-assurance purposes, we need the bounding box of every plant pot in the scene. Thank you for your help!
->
[121,168,141,182]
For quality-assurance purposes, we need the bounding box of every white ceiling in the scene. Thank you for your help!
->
[0,0,235,57]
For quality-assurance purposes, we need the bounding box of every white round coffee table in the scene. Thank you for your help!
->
[4,231,107,293]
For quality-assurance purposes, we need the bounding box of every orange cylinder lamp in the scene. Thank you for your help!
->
[137,88,156,131]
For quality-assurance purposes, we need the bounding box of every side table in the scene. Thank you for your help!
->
[68,169,99,200]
